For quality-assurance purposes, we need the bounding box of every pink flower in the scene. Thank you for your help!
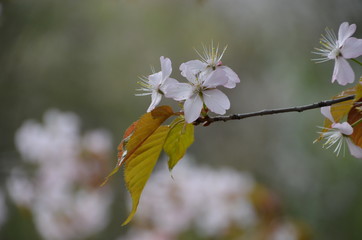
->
[165,68,230,123]
[136,56,178,112]
[314,22,362,85]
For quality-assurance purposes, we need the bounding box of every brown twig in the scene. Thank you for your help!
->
[194,95,356,126]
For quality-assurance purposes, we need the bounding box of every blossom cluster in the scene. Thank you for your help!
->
[7,109,113,240]
[137,44,240,123]
[314,22,362,157]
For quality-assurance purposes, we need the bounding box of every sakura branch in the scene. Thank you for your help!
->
[193,95,356,126]
[105,22,362,226]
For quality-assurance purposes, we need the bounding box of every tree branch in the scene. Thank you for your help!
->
[194,95,356,126]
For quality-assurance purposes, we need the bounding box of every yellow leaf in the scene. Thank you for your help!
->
[355,78,362,100]
[122,125,169,225]
[163,118,194,170]
[329,88,355,123]
[126,106,173,159]
[348,100,362,147]
[319,86,357,136]
[101,121,138,186]
[102,106,173,186]
[117,121,139,165]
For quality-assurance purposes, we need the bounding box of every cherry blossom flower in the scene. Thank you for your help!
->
[165,68,230,123]
[314,22,362,85]
[318,106,362,158]
[180,44,240,88]
[137,56,178,112]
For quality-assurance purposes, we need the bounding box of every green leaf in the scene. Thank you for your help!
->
[163,117,194,171]
[122,125,169,225]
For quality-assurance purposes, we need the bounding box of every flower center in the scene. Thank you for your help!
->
[328,47,342,59]
[157,87,164,95]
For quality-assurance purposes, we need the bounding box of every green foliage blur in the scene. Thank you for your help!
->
[1,0,362,239]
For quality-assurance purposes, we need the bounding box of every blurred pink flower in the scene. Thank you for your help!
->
[9,109,114,240]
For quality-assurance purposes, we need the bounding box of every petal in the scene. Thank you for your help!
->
[341,37,362,59]
[338,22,356,46]
[321,106,334,122]
[202,68,228,88]
[184,94,203,123]
[181,66,198,85]
[160,56,172,80]
[164,82,194,101]
[219,66,240,89]
[346,138,362,158]
[147,92,162,112]
[160,78,178,93]
[332,122,353,135]
[203,89,230,115]
[332,57,355,85]
[148,72,163,87]
[180,60,207,77]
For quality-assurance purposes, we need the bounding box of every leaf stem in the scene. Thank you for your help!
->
[193,95,355,126]
[352,58,362,67]
[352,117,362,127]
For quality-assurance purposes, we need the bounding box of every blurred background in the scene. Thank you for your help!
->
[1,0,362,239]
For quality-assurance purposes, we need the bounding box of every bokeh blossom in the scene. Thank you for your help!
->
[0,190,7,230]
[7,109,113,240]
[314,22,362,85]
[118,157,306,240]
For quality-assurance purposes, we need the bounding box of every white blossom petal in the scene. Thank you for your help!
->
[182,67,198,85]
[332,57,355,85]
[203,89,230,115]
[184,94,203,123]
[321,106,334,122]
[346,138,362,158]
[147,92,162,112]
[165,82,194,101]
[180,60,207,77]
[338,22,356,46]
[219,66,240,89]
[148,72,163,87]
[160,78,178,94]
[160,56,172,80]
[341,37,362,59]
[202,69,227,88]
[332,122,353,135]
